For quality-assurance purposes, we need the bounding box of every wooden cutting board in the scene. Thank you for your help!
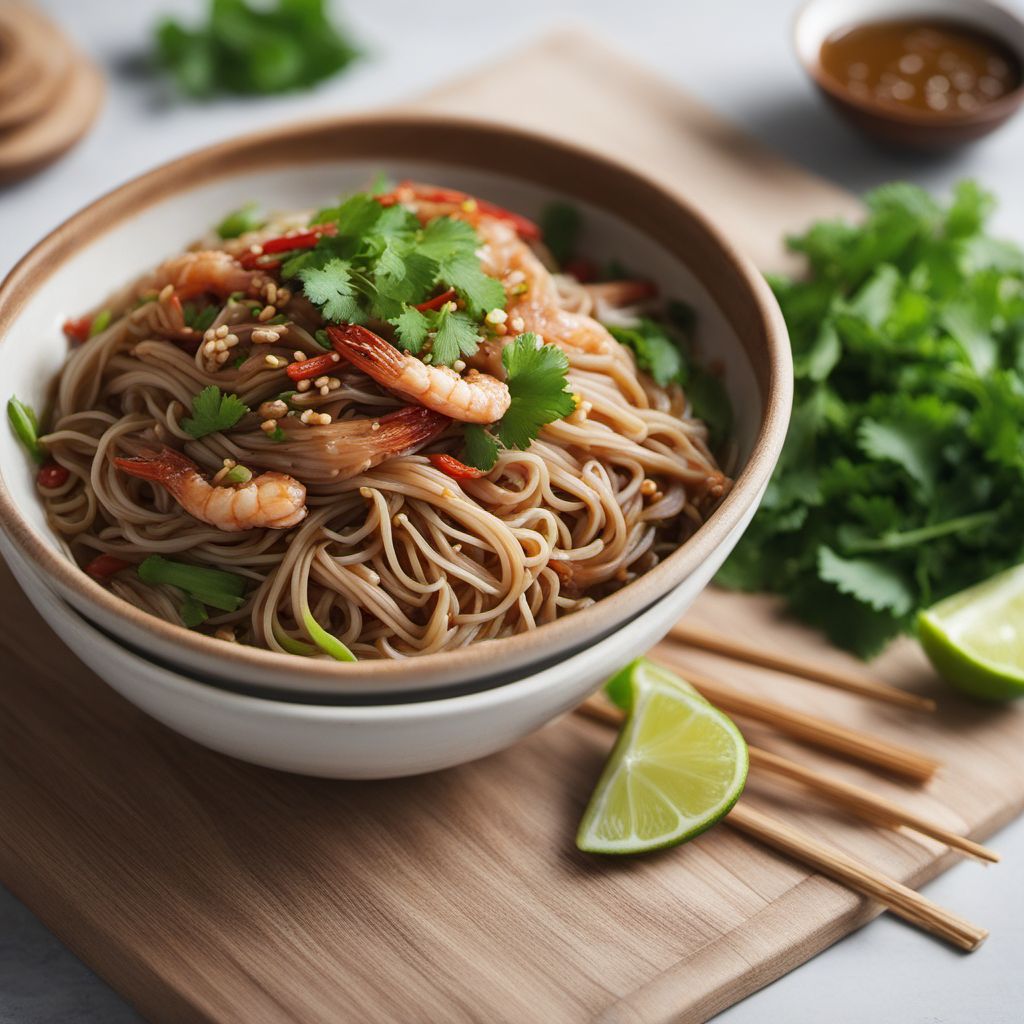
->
[2,31,1023,1024]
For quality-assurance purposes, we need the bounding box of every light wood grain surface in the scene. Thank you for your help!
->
[1,32,1022,1024]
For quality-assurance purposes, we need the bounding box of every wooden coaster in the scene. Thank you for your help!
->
[0,3,73,131]
[0,2,102,184]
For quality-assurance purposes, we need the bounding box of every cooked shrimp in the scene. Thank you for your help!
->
[114,448,306,532]
[328,324,511,424]
[246,406,451,484]
[136,250,263,302]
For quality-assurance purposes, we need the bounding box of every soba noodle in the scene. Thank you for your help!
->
[35,183,729,660]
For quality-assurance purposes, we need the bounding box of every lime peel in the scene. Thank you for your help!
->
[918,564,1024,701]
[576,659,748,855]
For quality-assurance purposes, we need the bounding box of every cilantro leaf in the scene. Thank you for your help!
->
[817,546,914,616]
[390,306,431,354]
[418,217,479,262]
[607,319,683,387]
[443,254,506,316]
[298,259,362,322]
[181,386,249,439]
[431,308,480,366]
[216,202,265,239]
[540,202,582,266]
[155,0,360,99]
[462,425,500,471]
[496,334,576,450]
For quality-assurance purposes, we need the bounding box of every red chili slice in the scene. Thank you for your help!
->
[37,462,69,488]
[63,315,93,345]
[285,352,342,382]
[238,251,282,271]
[84,554,134,580]
[414,288,457,312]
[427,453,485,480]
[260,224,337,254]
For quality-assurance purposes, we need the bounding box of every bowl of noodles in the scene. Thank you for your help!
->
[0,115,791,702]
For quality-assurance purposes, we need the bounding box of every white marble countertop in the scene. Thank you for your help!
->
[3,1,1023,1021]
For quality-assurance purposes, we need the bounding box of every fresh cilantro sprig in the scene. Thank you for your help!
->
[460,334,576,471]
[281,191,505,366]
[719,180,1024,658]
[181,385,250,439]
[606,316,732,446]
[155,0,360,98]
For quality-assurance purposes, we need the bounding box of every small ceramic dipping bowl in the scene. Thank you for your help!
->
[795,0,1024,149]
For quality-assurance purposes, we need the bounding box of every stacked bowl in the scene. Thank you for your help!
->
[0,116,791,778]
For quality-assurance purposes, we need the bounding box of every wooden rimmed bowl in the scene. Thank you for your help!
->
[795,0,1024,149]
[0,114,791,701]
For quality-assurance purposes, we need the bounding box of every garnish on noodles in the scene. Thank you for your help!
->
[17,181,732,659]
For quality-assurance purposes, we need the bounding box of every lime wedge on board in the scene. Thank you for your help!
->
[918,565,1024,701]
[576,659,748,855]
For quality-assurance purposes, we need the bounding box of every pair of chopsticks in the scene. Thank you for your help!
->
[574,623,996,952]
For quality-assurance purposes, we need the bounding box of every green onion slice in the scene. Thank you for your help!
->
[138,555,247,612]
[7,397,44,463]
[88,309,112,337]
[301,607,356,662]
[272,622,318,656]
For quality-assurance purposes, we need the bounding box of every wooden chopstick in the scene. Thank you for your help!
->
[651,657,941,782]
[668,622,936,712]
[573,699,988,951]
[576,698,988,860]
[726,803,988,952]
[747,747,998,864]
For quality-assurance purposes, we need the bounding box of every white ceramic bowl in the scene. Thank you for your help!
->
[3,502,759,777]
[0,115,791,699]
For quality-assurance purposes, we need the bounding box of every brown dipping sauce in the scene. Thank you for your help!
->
[819,19,1022,116]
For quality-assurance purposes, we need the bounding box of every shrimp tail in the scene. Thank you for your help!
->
[328,323,404,384]
[113,447,195,488]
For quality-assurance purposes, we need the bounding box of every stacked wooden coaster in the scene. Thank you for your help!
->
[0,2,103,185]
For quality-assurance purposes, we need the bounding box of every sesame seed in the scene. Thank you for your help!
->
[485,308,508,325]
[158,283,174,302]
[276,288,291,307]
[319,385,330,396]
[264,282,278,305]
[258,305,277,322]
[371,421,380,431]
[260,419,278,433]
[264,354,283,368]
[203,328,216,342]
[296,379,312,392]
[327,377,341,390]
[214,627,236,643]
[259,400,288,419]
[452,359,466,372]
[313,376,329,388]
[293,350,305,362]
[251,328,279,344]
[330,352,341,363]
[215,324,229,338]
[204,340,216,355]
[359,486,372,498]
[510,316,525,332]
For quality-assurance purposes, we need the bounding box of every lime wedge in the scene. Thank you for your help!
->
[576,659,748,855]
[918,565,1024,701]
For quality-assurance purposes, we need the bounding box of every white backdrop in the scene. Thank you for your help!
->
[2,2,1023,1021]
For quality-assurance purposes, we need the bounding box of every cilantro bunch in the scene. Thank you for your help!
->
[285,192,504,359]
[719,181,1024,658]
[155,0,360,99]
